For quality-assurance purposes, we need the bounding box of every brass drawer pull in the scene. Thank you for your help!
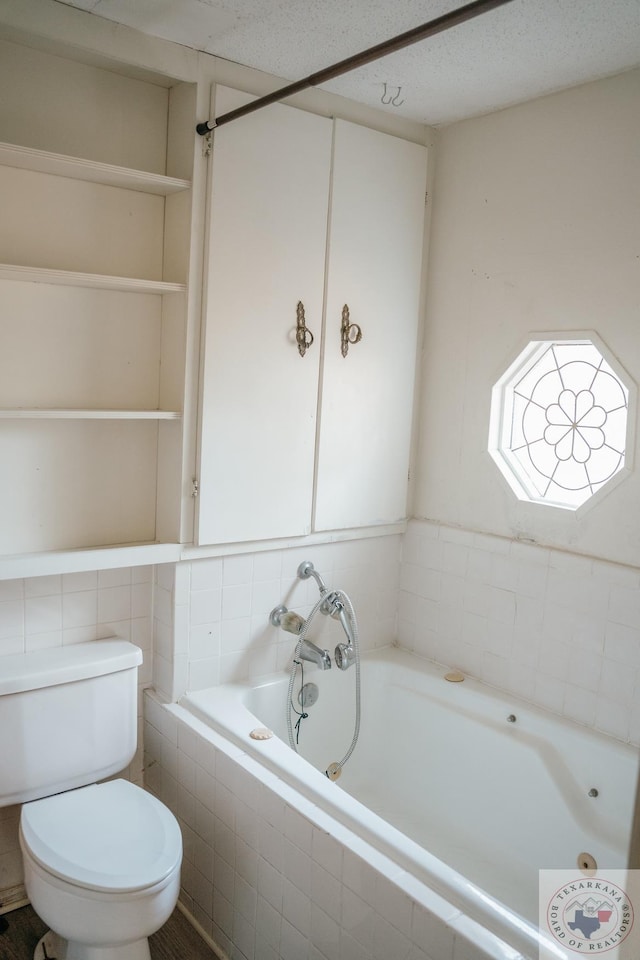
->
[340,304,362,357]
[296,301,314,357]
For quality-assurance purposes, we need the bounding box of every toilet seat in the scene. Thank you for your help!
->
[20,779,182,894]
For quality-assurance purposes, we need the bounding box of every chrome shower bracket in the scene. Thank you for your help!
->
[320,591,343,618]
[297,560,328,594]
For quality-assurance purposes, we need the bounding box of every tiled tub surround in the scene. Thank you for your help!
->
[0,566,153,903]
[144,689,530,960]
[152,536,401,703]
[176,644,638,957]
[399,520,640,746]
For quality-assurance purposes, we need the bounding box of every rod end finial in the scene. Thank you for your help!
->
[196,120,215,136]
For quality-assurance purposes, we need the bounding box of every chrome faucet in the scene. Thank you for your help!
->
[297,638,332,671]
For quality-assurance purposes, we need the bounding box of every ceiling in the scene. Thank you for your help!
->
[55,0,640,126]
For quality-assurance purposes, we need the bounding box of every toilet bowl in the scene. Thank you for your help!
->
[20,779,182,960]
[0,640,183,960]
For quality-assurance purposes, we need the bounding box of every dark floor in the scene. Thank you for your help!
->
[0,903,219,960]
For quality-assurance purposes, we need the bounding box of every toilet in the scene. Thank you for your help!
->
[0,639,182,960]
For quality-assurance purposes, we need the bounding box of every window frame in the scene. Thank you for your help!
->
[488,331,636,514]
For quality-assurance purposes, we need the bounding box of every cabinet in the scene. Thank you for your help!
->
[198,87,427,544]
[0,36,196,555]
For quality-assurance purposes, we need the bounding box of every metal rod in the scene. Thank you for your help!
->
[196,0,516,135]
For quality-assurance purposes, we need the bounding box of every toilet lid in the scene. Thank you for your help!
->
[20,780,182,894]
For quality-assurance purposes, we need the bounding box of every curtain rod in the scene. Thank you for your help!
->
[196,0,516,135]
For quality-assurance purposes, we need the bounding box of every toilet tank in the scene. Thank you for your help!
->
[0,639,142,806]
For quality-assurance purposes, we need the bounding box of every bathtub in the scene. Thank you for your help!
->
[178,646,638,957]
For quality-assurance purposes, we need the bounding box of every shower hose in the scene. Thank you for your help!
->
[286,589,361,778]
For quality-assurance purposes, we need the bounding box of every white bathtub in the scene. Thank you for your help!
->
[179,646,638,957]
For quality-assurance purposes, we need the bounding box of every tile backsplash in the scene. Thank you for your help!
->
[0,519,639,907]
[0,566,153,664]
[398,520,640,746]
[152,536,402,703]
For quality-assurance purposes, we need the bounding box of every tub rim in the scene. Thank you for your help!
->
[174,648,577,959]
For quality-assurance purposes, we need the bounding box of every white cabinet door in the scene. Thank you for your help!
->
[197,88,332,543]
[314,120,427,530]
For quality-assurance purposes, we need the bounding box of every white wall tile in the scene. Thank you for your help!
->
[609,585,640,630]
[314,909,341,960]
[98,567,132,589]
[0,635,24,655]
[221,617,251,653]
[395,520,634,744]
[25,575,62,598]
[285,805,314,856]
[190,558,223,593]
[257,856,283,913]
[372,913,412,960]
[189,622,221,660]
[235,873,258,925]
[190,588,222,626]
[374,875,413,933]
[0,580,24,602]
[25,595,62,635]
[222,583,252,620]
[224,555,254,586]
[25,630,62,652]
[0,600,24,640]
[98,585,131,622]
[604,621,640,668]
[563,683,597,727]
[281,917,309,960]
[62,590,98,628]
[340,932,372,960]
[311,862,342,923]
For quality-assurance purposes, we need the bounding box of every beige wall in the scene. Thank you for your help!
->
[414,68,640,568]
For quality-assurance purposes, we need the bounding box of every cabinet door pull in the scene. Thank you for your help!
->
[340,304,363,358]
[296,300,314,357]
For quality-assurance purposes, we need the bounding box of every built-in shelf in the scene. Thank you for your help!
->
[0,142,191,195]
[0,263,186,294]
[0,409,182,420]
[0,542,183,581]
[0,40,195,558]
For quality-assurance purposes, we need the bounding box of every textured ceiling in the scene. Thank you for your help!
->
[55,0,640,125]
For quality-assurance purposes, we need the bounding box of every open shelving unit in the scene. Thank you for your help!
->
[0,33,196,560]
[0,141,191,195]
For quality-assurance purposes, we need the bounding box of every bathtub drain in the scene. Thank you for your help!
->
[298,682,319,709]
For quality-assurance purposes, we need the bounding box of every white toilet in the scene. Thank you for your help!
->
[0,639,182,960]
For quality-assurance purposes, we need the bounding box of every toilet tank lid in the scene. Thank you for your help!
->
[0,639,142,696]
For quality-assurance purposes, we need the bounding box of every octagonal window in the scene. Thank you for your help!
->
[489,336,634,510]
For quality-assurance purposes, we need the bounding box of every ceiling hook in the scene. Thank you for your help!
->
[381,82,394,105]
[391,86,405,106]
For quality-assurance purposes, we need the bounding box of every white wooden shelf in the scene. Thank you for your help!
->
[0,542,183,581]
[0,409,182,420]
[0,141,191,195]
[0,37,196,559]
[0,263,186,294]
